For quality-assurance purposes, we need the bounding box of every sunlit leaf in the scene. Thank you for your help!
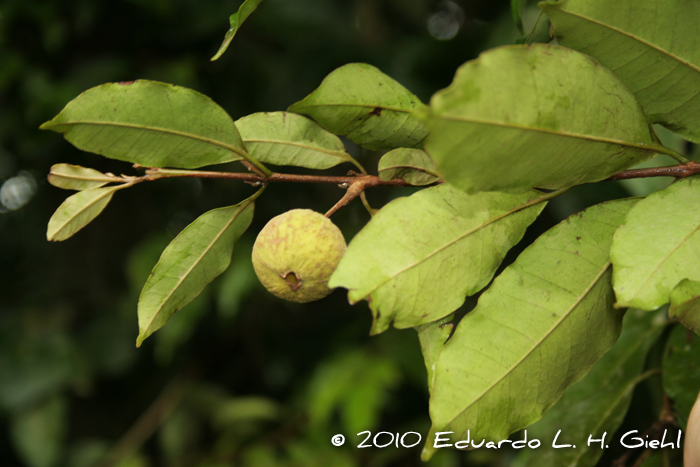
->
[422,199,637,461]
[513,308,667,467]
[425,45,663,194]
[47,164,118,191]
[289,63,429,151]
[378,148,440,186]
[47,185,126,242]
[136,197,255,346]
[211,0,264,61]
[329,184,548,334]
[542,0,700,142]
[669,279,700,335]
[236,112,355,169]
[663,324,700,428]
[611,177,700,310]
[40,80,248,169]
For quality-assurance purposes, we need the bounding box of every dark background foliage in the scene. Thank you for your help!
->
[0,1,682,466]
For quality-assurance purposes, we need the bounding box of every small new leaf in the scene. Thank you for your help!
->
[47,185,126,242]
[211,0,263,61]
[378,149,440,186]
[235,112,357,170]
[48,164,119,191]
[136,198,255,347]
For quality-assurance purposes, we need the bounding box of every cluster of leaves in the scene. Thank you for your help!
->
[41,0,700,464]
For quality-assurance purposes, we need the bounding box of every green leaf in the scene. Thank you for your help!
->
[541,0,700,143]
[416,315,454,394]
[669,279,700,335]
[611,177,700,310]
[235,112,356,170]
[663,324,700,428]
[40,80,248,169]
[10,395,67,467]
[329,184,548,334]
[47,164,118,191]
[513,308,667,467]
[47,185,126,242]
[136,196,256,347]
[211,0,263,61]
[422,199,637,461]
[524,11,551,45]
[288,63,429,151]
[425,45,662,194]
[378,148,440,186]
[307,349,401,435]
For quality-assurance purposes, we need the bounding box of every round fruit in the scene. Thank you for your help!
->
[252,209,346,303]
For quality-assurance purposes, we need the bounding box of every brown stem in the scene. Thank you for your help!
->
[606,161,700,181]
[325,178,372,217]
[144,167,435,188]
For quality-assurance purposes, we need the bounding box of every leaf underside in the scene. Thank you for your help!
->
[422,199,637,461]
[542,0,700,143]
[235,111,353,170]
[425,44,662,194]
[329,183,547,334]
[137,199,255,346]
[40,80,247,169]
[611,176,700,310]
[47,185,123,241]
[378,148,440,186]
[513,308,666,467]
[288,63,429,151]
[48,164,117,191]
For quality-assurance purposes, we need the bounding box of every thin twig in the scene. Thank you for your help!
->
[605,161,700,181]
[325,178,372,217]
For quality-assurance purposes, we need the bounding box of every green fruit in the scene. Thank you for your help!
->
[252,209,346,303]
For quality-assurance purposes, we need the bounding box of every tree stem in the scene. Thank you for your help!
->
[605,161,700,181]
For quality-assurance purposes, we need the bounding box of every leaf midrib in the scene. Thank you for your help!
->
[242,138,350,160]
[433,115,662,154]
[350,190,552,302]
[138,201,251,340]
[551,7,700,75]
[46,120,248,159]
[443,262,612,427]
[628,222,700,304]
[49,186,121,240]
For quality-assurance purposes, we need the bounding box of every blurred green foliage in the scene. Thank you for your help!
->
[1,0,692,466]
